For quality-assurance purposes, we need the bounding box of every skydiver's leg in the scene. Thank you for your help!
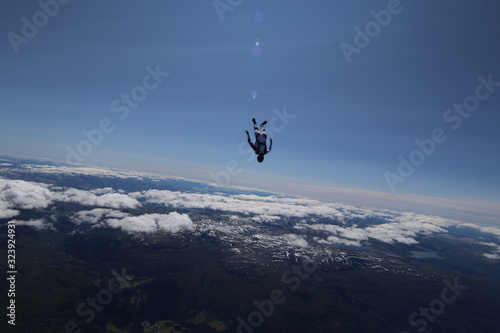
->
[253,119,260,140]
[260,122,267,139]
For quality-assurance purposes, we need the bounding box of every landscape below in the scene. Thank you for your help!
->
[0,155,499,333]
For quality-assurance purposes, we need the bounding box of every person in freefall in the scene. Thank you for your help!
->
[245,118,273,163]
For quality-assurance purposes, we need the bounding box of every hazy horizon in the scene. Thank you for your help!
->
[1,153,498,229]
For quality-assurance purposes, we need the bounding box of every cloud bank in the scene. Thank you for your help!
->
[1,175,499,258]
[0,178,140,220]
[71,208,194,234]
[13,218,54,230]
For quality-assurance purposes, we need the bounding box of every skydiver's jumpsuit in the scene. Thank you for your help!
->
[246,122,272,155]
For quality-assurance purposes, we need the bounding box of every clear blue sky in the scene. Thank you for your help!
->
[1,0,499,217]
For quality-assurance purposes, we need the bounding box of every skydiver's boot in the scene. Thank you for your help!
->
[260,121,267,126]
[252,118,257,124]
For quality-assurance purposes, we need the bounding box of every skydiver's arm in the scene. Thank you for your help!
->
[246,130,257,151]
[267,138,273,154]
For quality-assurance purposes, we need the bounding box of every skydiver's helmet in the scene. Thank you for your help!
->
[257,155,264,163]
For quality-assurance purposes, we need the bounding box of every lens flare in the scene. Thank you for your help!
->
[252,46,262,57]
[254,11,264,23]
[252,39,262,57]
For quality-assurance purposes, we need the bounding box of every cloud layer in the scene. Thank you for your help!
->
[0,178,140,220]
[131,189,353,220]
[71,208,195,234]
[131,188,459,247]
[0,179,53,218]
[13,218,54,230]
[1,175,499,259]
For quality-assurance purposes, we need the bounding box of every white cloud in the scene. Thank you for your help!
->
[365,224,419,245]
[364,213,449,245]
[106,214,158,233]
[484,253,500,260]
[0,178,53,216]
[458,223,500,238]
[71,209,194,234]
[14,219,54,230]
[131,189,346,220]
[304,224,370,242]
[156,212,195,233]
[0,200,19,219]
[301,212,449,247]
[478,241,500,260]
[287,183,500,226]
[251,214,281,223]
[0,178,140,218]
[317,235,363,247]
[2,164,500,254]
[90,187,115,195]
[71,208,129,225]
[57,188,140,209]
[106,212,194,234]
[127,188,500,249]
[282,233,309,248]
[18,163,199,185]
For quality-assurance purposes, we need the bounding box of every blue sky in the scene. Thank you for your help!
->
[1,0,499,221]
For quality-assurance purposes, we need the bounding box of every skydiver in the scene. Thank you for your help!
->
[245,118,273,163]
